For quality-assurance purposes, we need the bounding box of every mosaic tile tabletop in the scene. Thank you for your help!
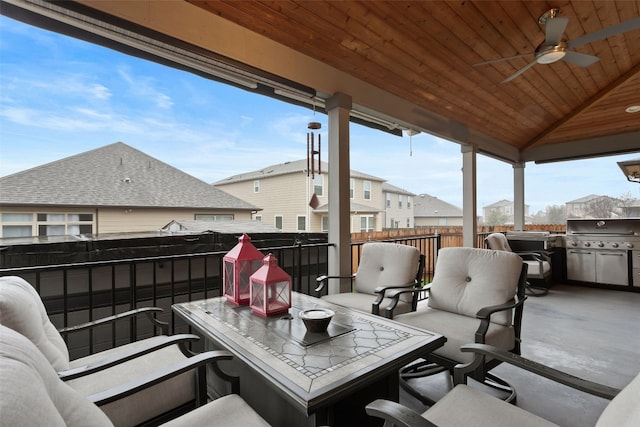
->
[173,292,444,411]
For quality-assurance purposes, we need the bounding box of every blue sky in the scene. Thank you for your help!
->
[1,15,638,215]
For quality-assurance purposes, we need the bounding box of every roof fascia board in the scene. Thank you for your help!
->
[526,132,640,164]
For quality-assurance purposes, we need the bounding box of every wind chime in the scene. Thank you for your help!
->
[307,121,322,209]
[307,121,321,178]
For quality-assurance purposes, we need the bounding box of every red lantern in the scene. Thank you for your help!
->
[223,233,264,306]
[249,253,292,317]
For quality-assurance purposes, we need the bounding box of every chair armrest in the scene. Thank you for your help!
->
[372,281,417,314]
[365,399,437,427]
[314,274,355,294]
[456,344,621,400]
[58,307,168,336]
[88,350,235,406]
[515,251,551,263]
[382,285,430,319]
[473,296,526,343]
[58,334,201,381]
[475,295,526,320]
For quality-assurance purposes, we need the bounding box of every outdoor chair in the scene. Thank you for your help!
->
[366,343,638,427]
[384,247,527,405]
[0,325,271,427]
[315,242,424,318]
[485,232,552,296]
[0,275,227,426]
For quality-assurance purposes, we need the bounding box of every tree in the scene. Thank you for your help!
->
[585,196,617,218]
[546,205,567,224]
[485,210,508,226]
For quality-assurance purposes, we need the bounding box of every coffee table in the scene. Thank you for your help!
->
[173,292,445,426]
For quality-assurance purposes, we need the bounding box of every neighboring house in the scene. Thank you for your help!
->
[381,183,415,229]
[413,194,463,226]
[482,200,530,225]
[0,142,258,238]
[565,194,622,218]
[213,159,387,233]
[621,203,640,218]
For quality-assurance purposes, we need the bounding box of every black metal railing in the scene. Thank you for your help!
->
[0,235,441,358]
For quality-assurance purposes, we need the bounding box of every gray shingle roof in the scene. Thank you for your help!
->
[381,182,415,196]
[213,159,384,184]
[0,142,257,210]
[413,194,462,217]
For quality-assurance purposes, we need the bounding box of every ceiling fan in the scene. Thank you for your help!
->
[474,8,640,83]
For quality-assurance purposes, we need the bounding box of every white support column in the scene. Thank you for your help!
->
[513,162,525,231]
[326,92,352,294]
[461,144,477,248]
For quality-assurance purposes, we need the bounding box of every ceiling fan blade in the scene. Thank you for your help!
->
[562,51,600,67]
[473,52,534,67]
[502,60,537,83]
[568,16,640,48]
[545,17,569,44]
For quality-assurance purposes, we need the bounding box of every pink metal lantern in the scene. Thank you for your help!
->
[223,233,264,306]
[249,253,292,317]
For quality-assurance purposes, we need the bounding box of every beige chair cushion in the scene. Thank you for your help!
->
[162,394,271,427]
[0,276,70,370]
[427,247,522,326]
[424,384,558,427]
[525,260,551,277]
[596,371,640,427]
[485,233,513,252]
[67,344,195,427]
[395,305,515,363]
[0,325,113,427]
[354,243,420,303]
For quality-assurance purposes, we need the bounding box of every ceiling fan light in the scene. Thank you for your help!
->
[537,50,566,64]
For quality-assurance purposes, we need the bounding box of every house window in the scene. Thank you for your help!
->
[275,215,283,230]
[1,213,34,238]
[297,215,307,231]
[254,215,262,222]
[386,193,391,208]
[321,216,329,232]
[34,213,94,237]
[398,195,403,208]
[254,180,260,193]
[2,225,32,237]
[1,212,95,238]
[389,218,395,228]
[360,215,374,232]
[350,179,355,199]
[314,174,324,196]
[195,214,233,221]
[406,218,410,227]
[363,181,371,200]
[407,196,412,208]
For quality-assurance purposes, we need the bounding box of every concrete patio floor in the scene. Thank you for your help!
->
[399,283,640,426]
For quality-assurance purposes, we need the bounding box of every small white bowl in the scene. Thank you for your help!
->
[298,308,335,332]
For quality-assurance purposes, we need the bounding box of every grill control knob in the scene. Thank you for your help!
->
[611,243,619,248]
[597,242,604,247]
[584,242,591,247]
[628,243,634,249]
[570,241,577,247]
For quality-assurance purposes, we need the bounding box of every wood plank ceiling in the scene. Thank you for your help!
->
[189,0,640,161]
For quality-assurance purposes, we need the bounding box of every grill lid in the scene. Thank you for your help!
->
[566,219,640,236]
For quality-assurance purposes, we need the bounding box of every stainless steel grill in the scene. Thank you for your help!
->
[562,219,640,288]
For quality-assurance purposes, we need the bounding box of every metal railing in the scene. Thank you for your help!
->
[0,235,442,358]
